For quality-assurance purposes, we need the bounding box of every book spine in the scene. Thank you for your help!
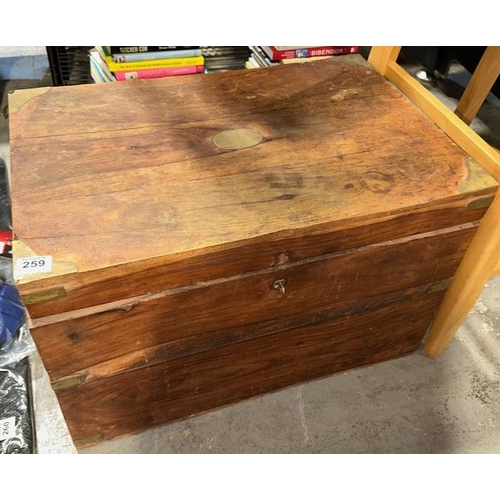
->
[245,59,259,69]
[109,46,198,54]
[246,55,262,69]
[90,59,115,82]
[105,55,205,72]
[112,49,202,63]
[90,60,109,83]
[260,46,275,60]
[249,46,279,67]
[262,46,359,61]
[113,65,204,81]
[89,49,116,82]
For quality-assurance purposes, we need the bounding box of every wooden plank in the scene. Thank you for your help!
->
[56,291,445,447]
[19,190,495,318]
[455,47,500,125]
[10,57,494,291]
[31,224,477,383]
[384,61,500,181]
[8,60,382,139]
[493,263,500,276]
[50,280,453,390]
[367,46,401,75]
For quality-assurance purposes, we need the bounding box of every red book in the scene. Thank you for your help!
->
[114,65,205,81]
[261,46,358,61]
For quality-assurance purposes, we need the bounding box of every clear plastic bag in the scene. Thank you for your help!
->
[0,358,35,454]
[0,281,34,368]
[0,322,35,368]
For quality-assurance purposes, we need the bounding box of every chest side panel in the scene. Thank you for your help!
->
[57,291,445,448]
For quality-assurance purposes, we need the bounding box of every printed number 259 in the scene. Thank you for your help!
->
[22,259,45,269]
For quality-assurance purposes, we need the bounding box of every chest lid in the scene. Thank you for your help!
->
[9,55,497,286]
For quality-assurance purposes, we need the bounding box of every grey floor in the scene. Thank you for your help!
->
[1,48,499,454]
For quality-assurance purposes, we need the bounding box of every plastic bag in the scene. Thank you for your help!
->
[0,281,35,368]
[0,357,35,453]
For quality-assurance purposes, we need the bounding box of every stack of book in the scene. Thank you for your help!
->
[246,46,280,69]
[246,46,359,68]
[95,46,205,81]
[202,46,252,73]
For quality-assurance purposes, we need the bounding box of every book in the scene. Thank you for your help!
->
[99,47,205,72]
[245,58,260,69]
[107,55,205,72]
[248,46,280,67]
[245,55,263,69]
[261,46,359,61]
[109,46,198,54]
[90,58,111,83]
[281,56,334,65]
[89,48,116,83]
[111,49,202,63]
[114,65,205,81]
[274,46,324,50]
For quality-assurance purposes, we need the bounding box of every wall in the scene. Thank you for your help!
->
[0,46,49,80]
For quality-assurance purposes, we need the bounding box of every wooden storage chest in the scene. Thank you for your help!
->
[9,55,498,448]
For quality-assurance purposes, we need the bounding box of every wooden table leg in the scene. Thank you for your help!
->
[367,46,401,76]
[368,47,500,357]
[455,46,500,126]
[424,192,500,357]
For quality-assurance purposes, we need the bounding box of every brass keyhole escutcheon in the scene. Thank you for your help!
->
[272,278,287,295]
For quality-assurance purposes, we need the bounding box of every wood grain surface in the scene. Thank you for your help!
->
[9,55,500,447]
[18,192,495,318]
[57,291,445,447]
[31,223,477,384]
[9,57,496,288]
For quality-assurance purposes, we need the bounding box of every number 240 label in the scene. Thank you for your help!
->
[0,417,16,441]
[15,256,53,276]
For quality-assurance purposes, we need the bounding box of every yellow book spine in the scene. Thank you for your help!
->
[105,55,205,71]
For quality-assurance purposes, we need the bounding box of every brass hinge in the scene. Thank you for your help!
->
[399,342,422,355]
[21,286,67,305]
[426,278,453,294]
[468,196,495,211]
[52,374,87,391]
[74,434,104,449]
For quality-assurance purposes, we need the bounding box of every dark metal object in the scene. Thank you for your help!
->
[201,46,251,73]
[46,47,94,86]
[0,158,11,231]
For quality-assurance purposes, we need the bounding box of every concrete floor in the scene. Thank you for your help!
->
[1,49,499,454]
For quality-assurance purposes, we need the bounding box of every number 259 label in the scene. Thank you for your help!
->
[15,255,53,276]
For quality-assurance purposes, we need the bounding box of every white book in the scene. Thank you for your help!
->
[89,48,116,83]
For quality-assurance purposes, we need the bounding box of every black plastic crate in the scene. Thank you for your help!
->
[46,46,94,86]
